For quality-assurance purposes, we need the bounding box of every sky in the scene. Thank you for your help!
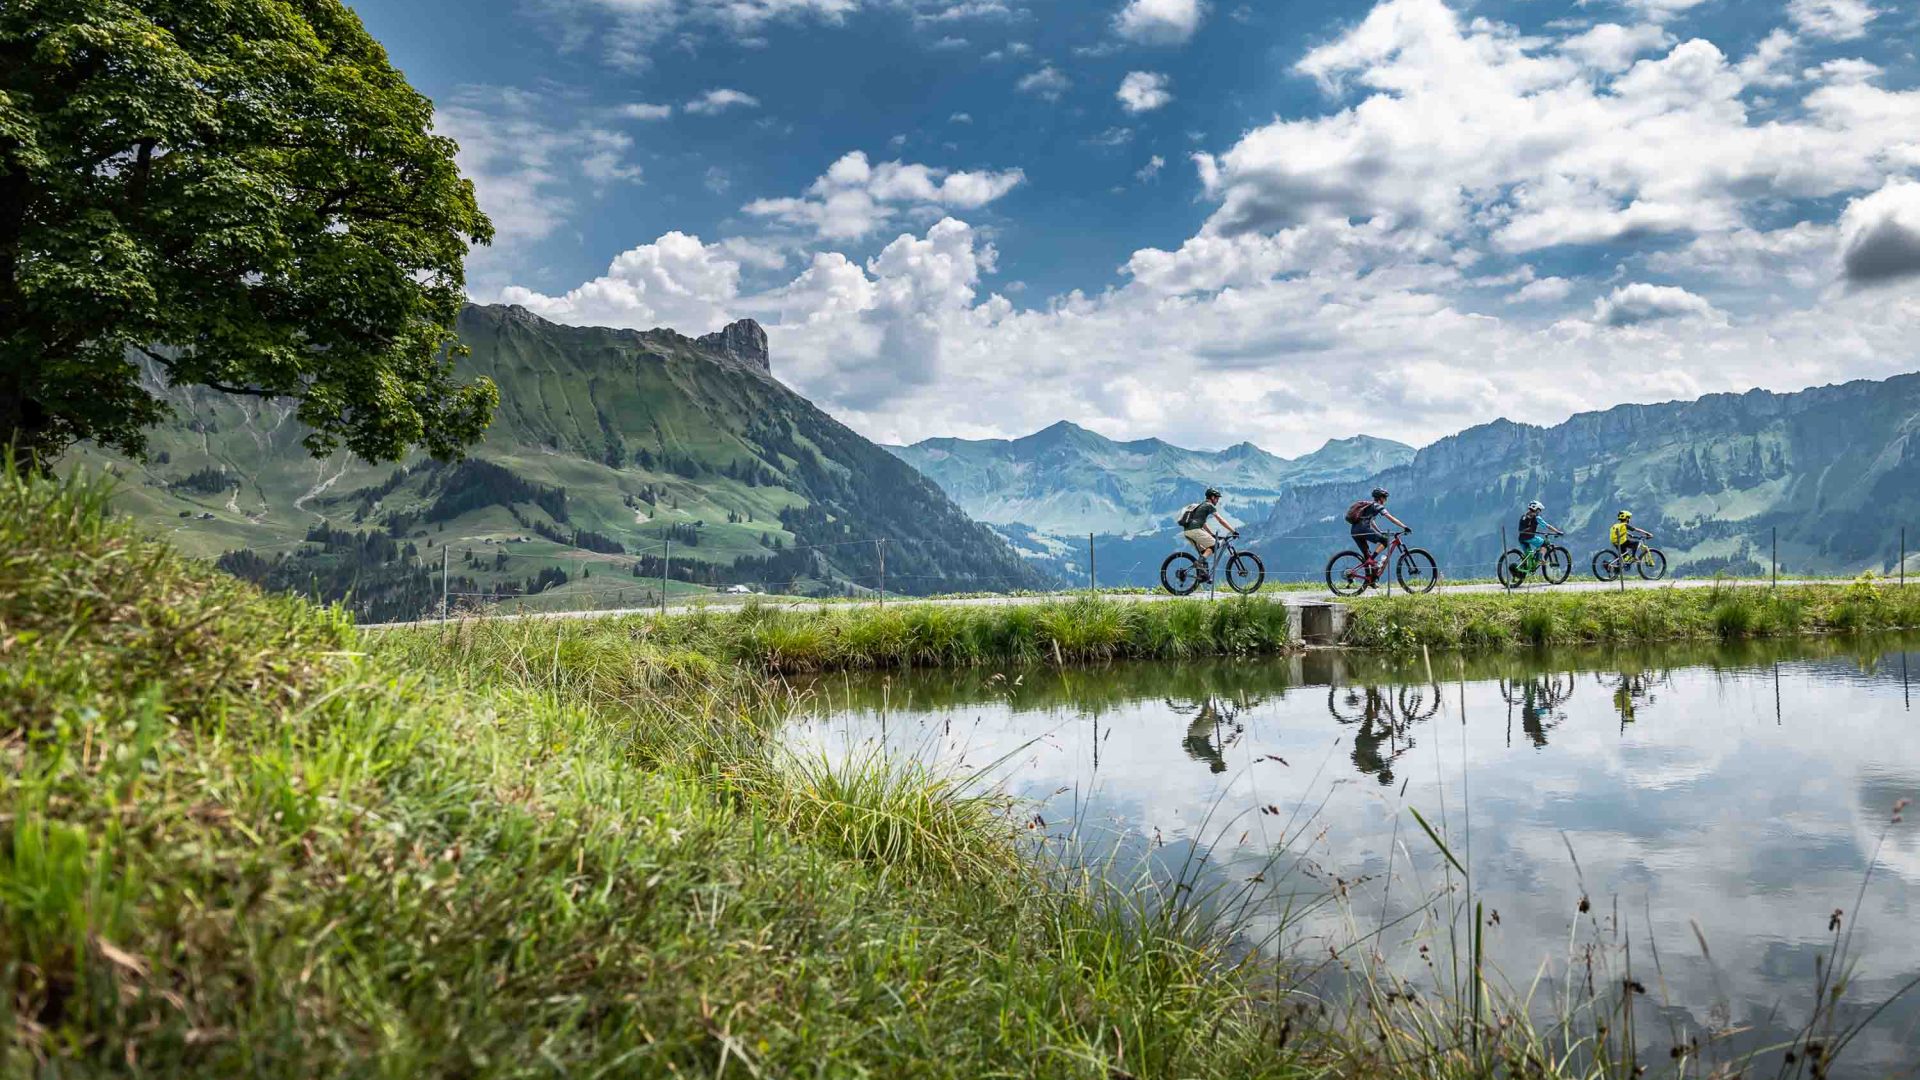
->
[347,0,1920,455]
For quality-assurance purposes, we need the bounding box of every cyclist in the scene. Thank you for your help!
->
[1177,487,1237,582]
[1610,511,1652,565]
[1346,487,1408,569]
[1515,500,1563,572]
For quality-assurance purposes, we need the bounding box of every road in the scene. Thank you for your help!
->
[360,576,1836,630]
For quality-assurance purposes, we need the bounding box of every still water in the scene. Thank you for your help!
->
[788,638,1920,1075]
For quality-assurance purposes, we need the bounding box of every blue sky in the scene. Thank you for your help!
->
[348,0,1920,454]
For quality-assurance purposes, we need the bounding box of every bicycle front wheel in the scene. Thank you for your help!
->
[1542,544,1572,585]
[1592,550,1620,582]
[1497,549,1526,589]
[1397,548,1439,594]
[1160,552,1201,595]
[1637,548,1668,580]
[1226,551,1265,594]
[1326,551,1369,597]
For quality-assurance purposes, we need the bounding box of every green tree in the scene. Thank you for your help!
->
[0,0,498,467]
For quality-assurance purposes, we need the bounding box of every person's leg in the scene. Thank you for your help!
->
[1522,534,1544,567]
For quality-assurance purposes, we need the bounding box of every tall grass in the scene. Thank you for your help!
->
[1345,580,1920,650]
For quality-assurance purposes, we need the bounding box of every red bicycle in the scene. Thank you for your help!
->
[1325,530,1439,596]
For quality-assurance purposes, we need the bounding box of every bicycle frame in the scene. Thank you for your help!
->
[1356,532,1407,581]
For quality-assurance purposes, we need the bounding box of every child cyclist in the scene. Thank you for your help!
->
[1610,510,1653,564]
[1516,500,1564,574]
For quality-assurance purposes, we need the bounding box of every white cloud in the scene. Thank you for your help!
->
[950,112,974,123]
[1733,28,1798,88]
[1622,0,1709,21]
[1117,70,1173,112]
[1017,65,1070,99]
[1509,276,1575,304]
[684,88,761,115]
[1114,0,1204,44]
[1840,180,1920,287]
[1592,283,1723,327]
[435,88,642,247]
[1136,154,1166,181]
[1557,23,1671,72]
[742,150,1025,239]
[619,102,673,120]
[1788,0,1878,41]
[498,232,742,334]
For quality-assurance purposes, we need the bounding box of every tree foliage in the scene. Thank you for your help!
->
[0,0,498,465]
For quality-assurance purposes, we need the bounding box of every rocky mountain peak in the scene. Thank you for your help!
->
[697,319,770,372]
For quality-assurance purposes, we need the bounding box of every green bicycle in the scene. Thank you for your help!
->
[1592,538,1668,581]
[1497,535,1571,589]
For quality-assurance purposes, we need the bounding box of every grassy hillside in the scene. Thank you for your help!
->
[61,305,1046,619]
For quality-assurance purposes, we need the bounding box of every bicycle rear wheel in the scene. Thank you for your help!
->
[1397,548,1439,594]
[1497,549,1526,589]
[1637,548,1668,580]
[1326,551,1369,597]
[1542,544,1572,585]
[1592,550,1620,582]
[1226,551,1265,594]
[1160,552,1201,595]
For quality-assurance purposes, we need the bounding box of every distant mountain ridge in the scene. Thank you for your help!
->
[66,304,1048,618]
[1247,372,1920,578]
[886,421,1413,537]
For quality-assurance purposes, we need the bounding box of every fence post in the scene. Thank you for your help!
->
[1772,527,1778,590]
[661,537,670,615]
[1088,533,1096,595]
[441,545,449,623]
[878,539,886,608]
[1902,527,1907,587]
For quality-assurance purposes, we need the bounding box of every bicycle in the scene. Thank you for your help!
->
[1497,534,1571,589]
[1591,537,1667,581]
[1324,530,1439,597]
[1161,531,1266,595]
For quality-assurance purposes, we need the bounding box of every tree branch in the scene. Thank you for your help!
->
[134,345,282,398]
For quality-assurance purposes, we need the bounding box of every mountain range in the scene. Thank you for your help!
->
[67,304,1047,619]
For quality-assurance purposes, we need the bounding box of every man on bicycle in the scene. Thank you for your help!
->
[1517,500,1563,568]
[1178,487,1236,582]
[1347,487,1408,567]
[1610,511,1652,562]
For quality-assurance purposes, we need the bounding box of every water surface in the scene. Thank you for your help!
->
[788,639,1920,1075]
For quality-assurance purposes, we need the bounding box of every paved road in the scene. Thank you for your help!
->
[362,576,1834,630]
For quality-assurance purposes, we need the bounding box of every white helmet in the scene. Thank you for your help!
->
[1527,500,1544,512]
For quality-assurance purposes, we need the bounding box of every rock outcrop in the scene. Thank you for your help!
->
[697,319,770,373]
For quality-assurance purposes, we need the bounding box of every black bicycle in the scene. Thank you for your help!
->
[1161,532,1266,595]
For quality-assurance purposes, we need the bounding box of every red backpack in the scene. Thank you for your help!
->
[1344,500,1372,525]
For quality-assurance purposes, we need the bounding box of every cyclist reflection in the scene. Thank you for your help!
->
[1168,695,1248,773]
[1328,684,1438,784]
[1499,673,1573,748]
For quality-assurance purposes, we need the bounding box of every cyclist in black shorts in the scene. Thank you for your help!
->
[1348,487,1409,564]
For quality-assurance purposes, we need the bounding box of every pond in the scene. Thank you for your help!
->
[786,637,1920,1076]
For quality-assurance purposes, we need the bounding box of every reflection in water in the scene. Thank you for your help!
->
[790,636,1920,1079]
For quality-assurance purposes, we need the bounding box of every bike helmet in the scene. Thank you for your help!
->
[1618,510,1632,521]
[1371,487,1389,500]
[1527,500,1544,512]
[1204,487,1222,500]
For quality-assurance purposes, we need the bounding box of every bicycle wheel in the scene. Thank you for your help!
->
[1160,552,1201,595]
[1397,548,1440,594]
[1398,684,1439,722]
[1326,551,1370,597]
[1497,549,1526,589]
[1592,550,1619,582]
[1637,548,1667,580]
[1226,551,1265,594]
[1542,544,1572,585]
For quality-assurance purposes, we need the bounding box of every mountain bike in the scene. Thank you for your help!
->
[1591,538,1667,581]
[1325,530,1439,597]
[1497,535,1571,589]
[1161,532,1266,595]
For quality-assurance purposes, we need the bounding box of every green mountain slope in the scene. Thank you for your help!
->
[1246,372,1920,579]
[64,304,1047,618]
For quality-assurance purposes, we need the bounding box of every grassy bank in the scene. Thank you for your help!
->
[1344,579,1920,649]
[1,468,1313,1077]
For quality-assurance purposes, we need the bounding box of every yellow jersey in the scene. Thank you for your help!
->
[1609,522,1630,546]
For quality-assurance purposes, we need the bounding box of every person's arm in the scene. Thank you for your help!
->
[1210,511,1236,535]
[1546,519,1564,535]
[1382,511,1408,531]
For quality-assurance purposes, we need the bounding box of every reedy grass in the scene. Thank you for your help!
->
[1344,579,1920,650]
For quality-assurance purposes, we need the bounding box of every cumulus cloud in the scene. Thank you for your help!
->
[1840,180,1920,287]
[1114,0,1204,44]
[1593,283,1723,327]
[498,232,742,333]
[684,88,761,115]
[619,102,673,120]
[1016,65,1070,99]
[742,150,1025,239]
[1136,154,1166,181]
[1117,70,1173,112]
[1191,0,1920,254]
[1509,276,1575,304]
[1788,0,1878,41]
[1557,23,1671,72]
